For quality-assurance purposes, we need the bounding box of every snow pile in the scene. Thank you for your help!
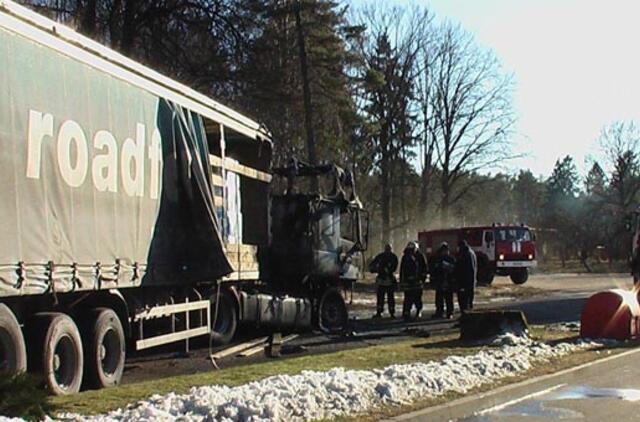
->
[490,332,530,346]
[547,321,581,332]
[48,335,603,422]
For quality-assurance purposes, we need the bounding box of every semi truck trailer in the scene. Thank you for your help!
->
[0,0,368,395]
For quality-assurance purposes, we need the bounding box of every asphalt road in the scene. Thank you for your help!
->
[461,351,640,422]
[120,272,634,385]
[492,272,633,325]
[522,272,632,296]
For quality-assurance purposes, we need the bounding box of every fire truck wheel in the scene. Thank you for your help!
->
[0,303,27,376]
[30,312,83,395]
[478,270,495,286]
[210,290,237,345]
[318,289,348,334]
[83,308,125,389]
[510,269,529,285]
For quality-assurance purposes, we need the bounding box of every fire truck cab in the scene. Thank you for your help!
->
[418,224,537,285]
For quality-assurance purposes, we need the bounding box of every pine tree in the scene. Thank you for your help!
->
[547,156,580,199]
[585,162,607,196]
[544,156,581,267]
[238,0,361,168]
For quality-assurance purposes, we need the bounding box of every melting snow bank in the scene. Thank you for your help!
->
[546,321,581,332]
[31,336,607,422]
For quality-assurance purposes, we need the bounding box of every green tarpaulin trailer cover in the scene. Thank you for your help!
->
[0,12,235,297]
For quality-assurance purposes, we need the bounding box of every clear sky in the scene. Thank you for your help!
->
[354,0,640,177]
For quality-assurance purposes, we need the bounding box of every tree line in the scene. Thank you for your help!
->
[21,0,640,263]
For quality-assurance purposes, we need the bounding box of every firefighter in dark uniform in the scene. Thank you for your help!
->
[430,242,456,319]
[400,242,428,321]
[456,239,478,312]
[369,243,399,318]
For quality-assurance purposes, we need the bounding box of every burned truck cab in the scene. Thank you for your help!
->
[269,195,365,284]
[264,160,368,329]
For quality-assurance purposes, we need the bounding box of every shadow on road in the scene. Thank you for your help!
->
[495,296,586,325]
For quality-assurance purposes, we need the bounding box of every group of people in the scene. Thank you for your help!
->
[368,240,477,320]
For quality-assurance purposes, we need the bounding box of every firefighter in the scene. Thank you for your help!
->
[456,239,478,312]
[430,242,456,319]
[400,242,428,321]
[369,243,399,318]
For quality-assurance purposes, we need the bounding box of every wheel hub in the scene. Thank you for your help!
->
[100,328,120,377]
[53,335,76,389]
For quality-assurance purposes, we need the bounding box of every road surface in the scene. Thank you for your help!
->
[461,350,640,422]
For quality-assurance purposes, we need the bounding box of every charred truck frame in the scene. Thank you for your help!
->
[0,0,368,395]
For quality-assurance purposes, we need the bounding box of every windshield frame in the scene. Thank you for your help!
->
[495,227,532,242]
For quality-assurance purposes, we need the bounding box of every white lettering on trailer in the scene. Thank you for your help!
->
[148,129,162,200]
[92,130,118,192]
[26,110,53,179]
[121,123,145,197]
[57,120,89,187]
[26,109,162,199]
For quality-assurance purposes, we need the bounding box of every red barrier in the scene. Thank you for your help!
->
[580,289,640,340]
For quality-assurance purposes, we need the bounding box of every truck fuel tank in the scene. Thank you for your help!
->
[239,292,312,329]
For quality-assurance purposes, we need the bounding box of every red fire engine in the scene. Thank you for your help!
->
[418,224,537,285]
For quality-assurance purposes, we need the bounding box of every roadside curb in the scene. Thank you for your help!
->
[384,345,640,422]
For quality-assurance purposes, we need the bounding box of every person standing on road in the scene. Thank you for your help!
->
[400,242,428,321]
[369,243,399,318]
[430,242,456,319]
[456,240,477,312]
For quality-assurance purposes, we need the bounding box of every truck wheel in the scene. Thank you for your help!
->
[478,270,495,286]
[510,269,529,285]
[318,289,348,334]
[210,291,237,345]
[0,303,27,376]
[83,308,125,389]
[31,313,83,395]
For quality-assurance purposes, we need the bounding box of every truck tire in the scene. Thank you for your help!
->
[478,270,495,286]
[476,253,494,286]
[0,303,27,376]
[83,308,125,389]
[31,313,83,395]
[510,268,529,285]
[210,290,237,345]
[318,289,348,334]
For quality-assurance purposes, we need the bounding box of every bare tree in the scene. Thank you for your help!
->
[598,121,640,212]
[427,22,516,223]
[415,31,440,226]
[354,5,431,244]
